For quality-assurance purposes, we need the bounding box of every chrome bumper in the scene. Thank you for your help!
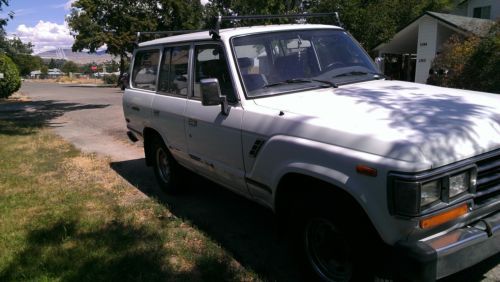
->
[394,211,500,281]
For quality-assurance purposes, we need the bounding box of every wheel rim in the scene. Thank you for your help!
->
[156,146,171,184]
[304,218,353,282]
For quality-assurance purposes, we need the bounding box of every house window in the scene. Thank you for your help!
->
[473,6,491,19]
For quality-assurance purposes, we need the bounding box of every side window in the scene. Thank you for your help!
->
[132,50,160,91]
[158,46,189,95]
[193,44,236,103]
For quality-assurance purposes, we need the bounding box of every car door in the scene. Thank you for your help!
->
[123,48,161,135]
[151,45,190,164]
[185,43,247,194]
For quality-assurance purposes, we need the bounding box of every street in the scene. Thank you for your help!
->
[13,81,500,281]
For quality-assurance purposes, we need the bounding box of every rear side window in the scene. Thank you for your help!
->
[158,46,189,95]
[132,50,160,91]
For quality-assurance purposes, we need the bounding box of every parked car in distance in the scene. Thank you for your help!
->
[123,16,500,282]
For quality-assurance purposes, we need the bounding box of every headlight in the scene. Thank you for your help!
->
[449,172,470,198]
[421,180,441,207]
[391,167,476,217]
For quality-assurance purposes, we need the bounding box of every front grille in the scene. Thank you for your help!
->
[475,154,500,198]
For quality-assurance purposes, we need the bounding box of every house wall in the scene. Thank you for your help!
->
[457,0,500,19]
[415,16,438,83]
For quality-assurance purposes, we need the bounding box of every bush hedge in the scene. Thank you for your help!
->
[430,21,500,94]
[0,54,21,99]
[103,74,118,85]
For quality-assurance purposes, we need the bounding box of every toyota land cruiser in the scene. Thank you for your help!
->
[123,15,500,281]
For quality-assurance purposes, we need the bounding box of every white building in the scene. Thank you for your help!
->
[454,0,500,20]
[373,1,496,84]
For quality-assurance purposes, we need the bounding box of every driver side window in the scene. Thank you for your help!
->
[193,44,237,103]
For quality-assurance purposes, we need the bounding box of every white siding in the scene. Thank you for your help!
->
[460,0,500,19]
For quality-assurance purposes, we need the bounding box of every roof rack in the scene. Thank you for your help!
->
[135,12,343,44]
[209,12,343,40]
[136,30,206,44]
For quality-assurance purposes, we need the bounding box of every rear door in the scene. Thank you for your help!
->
[151,45,190,163]
[123,48,161,135]
[184,43,247,194]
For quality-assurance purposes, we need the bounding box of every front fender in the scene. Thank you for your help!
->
[247,135,426,244]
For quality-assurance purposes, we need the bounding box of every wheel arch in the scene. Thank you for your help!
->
[143,127,163,167]
[274,173,381,241]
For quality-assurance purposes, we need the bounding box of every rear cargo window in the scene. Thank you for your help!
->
[132,50,160,91]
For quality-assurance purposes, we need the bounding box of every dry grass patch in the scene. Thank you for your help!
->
[0,106,260,282]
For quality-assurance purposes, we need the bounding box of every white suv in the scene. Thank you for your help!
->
[123,21,500,281]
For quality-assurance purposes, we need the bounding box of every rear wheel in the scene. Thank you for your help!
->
[151,137,181,194]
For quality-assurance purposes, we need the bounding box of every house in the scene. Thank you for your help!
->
[453,0,500,20]
[48,68,63,78]
[30,70,42,79]
[373,1,496,84]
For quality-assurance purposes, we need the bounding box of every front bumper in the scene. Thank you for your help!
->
[394,210,500,281]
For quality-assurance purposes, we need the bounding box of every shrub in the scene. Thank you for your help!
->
[431,21,500,93]
[103,74,118,85]
[0,54,21,99]
[461,21,500,93]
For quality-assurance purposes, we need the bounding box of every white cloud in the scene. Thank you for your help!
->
[13,9,35,17]
[14,21,74,54]
[200,0,209,6]
[64,0,77,10]
[52,0,77,10]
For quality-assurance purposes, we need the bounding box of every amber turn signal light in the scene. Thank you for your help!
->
[356,165,377,177]
[420,203,468,229]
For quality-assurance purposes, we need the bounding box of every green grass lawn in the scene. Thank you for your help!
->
[0,100,259,281]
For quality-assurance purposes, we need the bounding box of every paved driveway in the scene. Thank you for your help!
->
[10,81,500,281]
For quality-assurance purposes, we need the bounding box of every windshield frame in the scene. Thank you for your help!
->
[229,28,379,99]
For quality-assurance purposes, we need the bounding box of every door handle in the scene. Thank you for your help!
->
[188,118,197,127]
[131,106,140,112]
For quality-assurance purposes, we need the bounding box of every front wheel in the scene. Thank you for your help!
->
[152,137,181,194]
[302,216,354,281]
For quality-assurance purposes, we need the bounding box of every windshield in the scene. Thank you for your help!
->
[232,29,380,97]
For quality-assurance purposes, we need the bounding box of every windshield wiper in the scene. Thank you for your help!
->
[333,71,384,79]
[264,78,337,88]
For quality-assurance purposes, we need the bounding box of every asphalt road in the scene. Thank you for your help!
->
[12,81,500,281]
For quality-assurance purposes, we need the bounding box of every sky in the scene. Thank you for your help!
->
[1,0,76,54]
[1,0,209,54]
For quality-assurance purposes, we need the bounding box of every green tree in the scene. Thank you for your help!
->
[0,53,21,98]
[431,21,500,93]
[461,21,500,93]
[204,0,453,50]
[11,54,44,76]
[40,65,48,79]
[0,0,12,34]
[48,58,57,69]
[61,60,80,74]
[67,0,203,75]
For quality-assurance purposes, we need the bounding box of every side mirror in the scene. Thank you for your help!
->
[374,56,384,73]
[200,78,229,115]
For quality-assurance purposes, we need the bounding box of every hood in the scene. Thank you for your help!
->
[253,80,500,168]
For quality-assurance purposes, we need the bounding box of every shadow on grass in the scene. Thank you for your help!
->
[110,159,300,282]
[110,158,500,282]
[0,99,109,135]
[0,219,246,282]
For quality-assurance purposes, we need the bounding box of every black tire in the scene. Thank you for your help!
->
[292,199,377,282]
[151,137,181,194]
